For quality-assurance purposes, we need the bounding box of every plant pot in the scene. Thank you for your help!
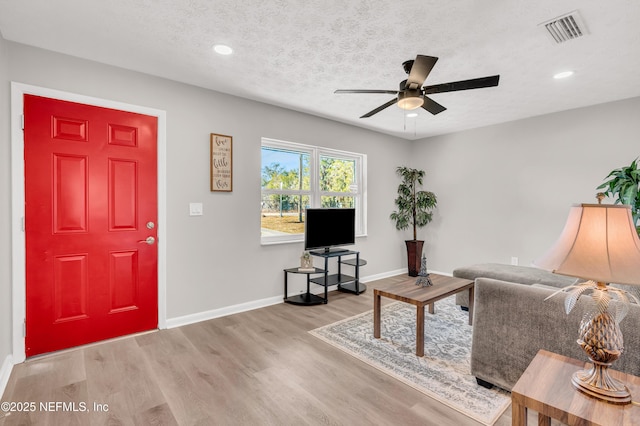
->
[405,240,424,277]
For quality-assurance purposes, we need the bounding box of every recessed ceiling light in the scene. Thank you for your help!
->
[406,113,419,118]
[553,71,574,79]
[213,44,233,55]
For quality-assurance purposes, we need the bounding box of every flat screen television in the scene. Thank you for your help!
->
[304,208,355,254]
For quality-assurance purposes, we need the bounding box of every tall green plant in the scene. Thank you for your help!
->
[390,166,437,240]
[597,158,640,235]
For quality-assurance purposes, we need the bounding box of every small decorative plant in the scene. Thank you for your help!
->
[597,158,640,235]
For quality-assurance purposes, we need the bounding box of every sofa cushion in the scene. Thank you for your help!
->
[453,263,578,307]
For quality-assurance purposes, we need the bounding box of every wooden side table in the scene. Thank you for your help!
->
[511,349,640,425]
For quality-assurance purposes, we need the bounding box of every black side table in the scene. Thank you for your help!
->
[283,267,328,305]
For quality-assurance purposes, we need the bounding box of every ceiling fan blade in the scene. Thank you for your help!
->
[423,75,500,95]
[421,96,447,115]
[360,98,398,118]
[406,55,438,90]
[335,89,399,94]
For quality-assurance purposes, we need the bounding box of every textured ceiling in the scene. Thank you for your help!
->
[1,0,639,140]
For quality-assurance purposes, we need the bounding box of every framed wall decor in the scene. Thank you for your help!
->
[210,133,233,192]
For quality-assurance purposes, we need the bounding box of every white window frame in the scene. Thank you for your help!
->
[261,138,367,245]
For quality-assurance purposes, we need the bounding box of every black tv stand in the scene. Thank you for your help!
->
[309,250,366,295]
[310,247,349,256]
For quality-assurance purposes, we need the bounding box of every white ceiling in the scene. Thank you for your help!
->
[1,0,639,140]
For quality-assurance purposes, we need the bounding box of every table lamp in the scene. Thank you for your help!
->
[534,203,640,404]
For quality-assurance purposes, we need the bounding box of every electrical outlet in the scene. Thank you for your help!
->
[511,256,519,266]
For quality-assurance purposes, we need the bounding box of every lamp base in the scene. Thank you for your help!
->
[571,361,631,405]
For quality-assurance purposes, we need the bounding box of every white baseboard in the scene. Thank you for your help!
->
[165,268,447,329]
[166,295,283,329]
[429,270,453,277]
[360,269,407,282]
[0,355,13,398]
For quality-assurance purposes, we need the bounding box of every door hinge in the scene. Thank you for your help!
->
[23,320,26,337]
[21,114,24,130]
[22,216,25,232]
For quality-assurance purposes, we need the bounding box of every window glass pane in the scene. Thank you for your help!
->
[261,194,309,235]
[261,138,366,244]
[261,147,310,191]
[319,156,355,193]
[321,196,354,208]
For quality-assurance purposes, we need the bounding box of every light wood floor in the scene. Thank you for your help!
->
[1,275,549,425]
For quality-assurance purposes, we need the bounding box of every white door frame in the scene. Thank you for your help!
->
[10,82,168,363]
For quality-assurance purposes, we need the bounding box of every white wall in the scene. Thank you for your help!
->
[412,96,640,273]
[3,40,411,326]
[0,33,12,375]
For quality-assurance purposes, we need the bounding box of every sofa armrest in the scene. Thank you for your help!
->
[470,277,640,391]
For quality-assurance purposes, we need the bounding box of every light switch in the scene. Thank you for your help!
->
[189,203,203,216]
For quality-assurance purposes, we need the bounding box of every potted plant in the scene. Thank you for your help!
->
[390,166,437,276]
[597,158,640,235]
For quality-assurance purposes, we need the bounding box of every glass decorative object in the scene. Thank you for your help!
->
[299,251,314,271]
[416,254,433,287]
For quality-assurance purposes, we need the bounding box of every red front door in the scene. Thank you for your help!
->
[24,95,158,357]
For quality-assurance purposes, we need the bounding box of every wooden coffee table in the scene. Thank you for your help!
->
[373,274,474,357]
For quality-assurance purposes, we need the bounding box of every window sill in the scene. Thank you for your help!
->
[261,234,367,247]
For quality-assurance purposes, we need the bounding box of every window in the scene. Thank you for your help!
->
[261,138,366,245]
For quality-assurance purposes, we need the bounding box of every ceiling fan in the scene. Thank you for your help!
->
[335,55,500,118]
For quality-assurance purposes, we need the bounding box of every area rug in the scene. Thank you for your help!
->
[309,296,510,425]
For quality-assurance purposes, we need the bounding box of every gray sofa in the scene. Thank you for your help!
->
[452,263,640,391]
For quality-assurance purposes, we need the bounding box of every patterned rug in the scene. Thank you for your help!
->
[309,296,510,425]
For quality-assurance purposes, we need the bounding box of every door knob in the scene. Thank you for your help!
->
[139,236,156,245]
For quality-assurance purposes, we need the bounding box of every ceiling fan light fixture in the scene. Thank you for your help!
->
[397,91,424,110]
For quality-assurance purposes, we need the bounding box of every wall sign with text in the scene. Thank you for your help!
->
[210,133,233,192]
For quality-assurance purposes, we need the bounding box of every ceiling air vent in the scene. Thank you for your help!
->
[540,10,588,44]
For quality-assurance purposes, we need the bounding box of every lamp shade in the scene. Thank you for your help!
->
[534,204,640,285]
